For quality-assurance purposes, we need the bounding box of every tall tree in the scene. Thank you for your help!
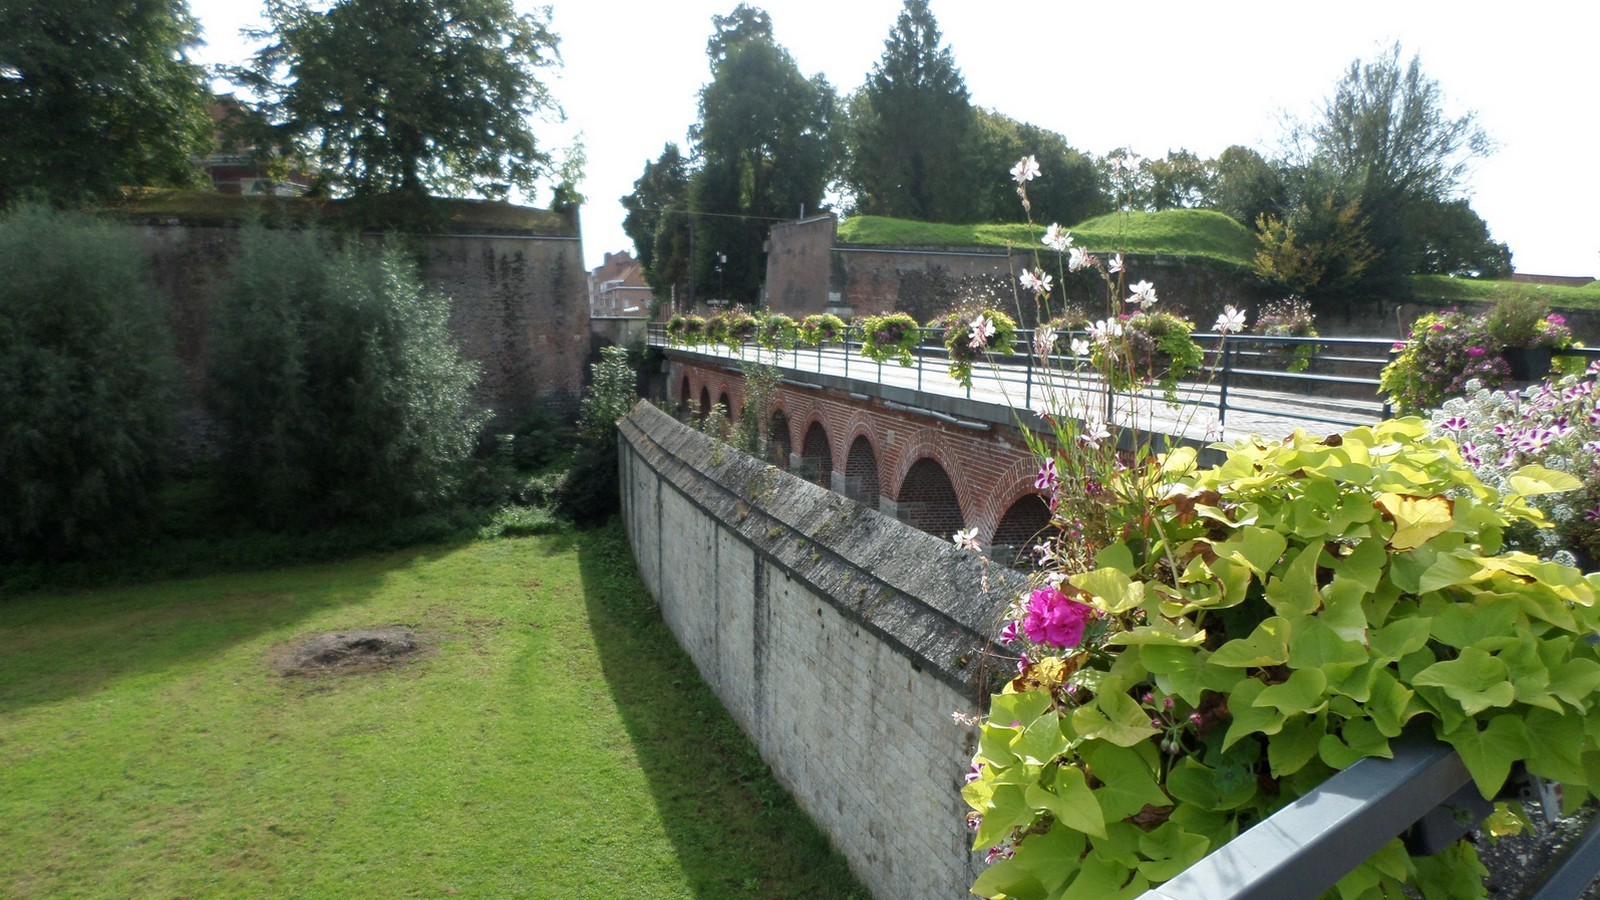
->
[690,4,834,302]
[235,0,562,200]
[1302,44,1492,295]
[844,0,976,222]
[621,143,692,295]
[970,110,1107,225]
[1209,145,1286,229]
[0,0,212,205]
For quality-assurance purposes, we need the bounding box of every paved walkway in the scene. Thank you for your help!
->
[660,339,1391,445]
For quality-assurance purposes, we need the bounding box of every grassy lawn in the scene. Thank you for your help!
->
[1411,273,1600,311]
[835,208,1257,268]
[0,525,865,899]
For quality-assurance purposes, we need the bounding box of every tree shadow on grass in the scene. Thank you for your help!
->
[571,523,868,900]
[0,538,468,718]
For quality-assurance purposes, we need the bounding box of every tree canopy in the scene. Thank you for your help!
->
[844,0,976,222]
[620,142,692,296]
[234,0,562,200]
[0,0,212,205]
[685,4,834,302]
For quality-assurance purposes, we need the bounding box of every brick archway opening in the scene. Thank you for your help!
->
[768,411,792,469]
[843,435,880,509]
[897,457,963,539]
[698,385,711,422]
[717,391,734,423]
[993,494,1052,568]
[678,375,690,414]
[798,421,833,488]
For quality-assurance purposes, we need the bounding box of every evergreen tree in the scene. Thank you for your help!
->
[844,0,976,222]
[621,143,692,296]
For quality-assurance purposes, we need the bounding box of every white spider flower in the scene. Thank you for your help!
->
[1214,305,1247,334]
[1042,223,1072,253]
[1010,155,1040,184]
[1127,280,1158,310]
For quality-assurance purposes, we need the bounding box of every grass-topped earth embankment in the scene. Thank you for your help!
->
[0,525,866,899]
[835,208,1259,268]
[1411,273,1600,311]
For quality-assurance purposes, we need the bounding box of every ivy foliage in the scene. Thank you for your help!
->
[940,308,1017,387]
[798,313,848,346]
[1091,310,1204,402]
[965,419,1600,898]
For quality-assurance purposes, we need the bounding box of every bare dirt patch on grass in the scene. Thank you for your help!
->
[269,627,429,676]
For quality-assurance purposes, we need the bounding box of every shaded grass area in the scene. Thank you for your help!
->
[1411,274,1600,311]
[0,526,866,899]
[109,188,575,235]
[836,208,1257,268]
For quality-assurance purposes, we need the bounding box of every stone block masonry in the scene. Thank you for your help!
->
[619,402,1029,899]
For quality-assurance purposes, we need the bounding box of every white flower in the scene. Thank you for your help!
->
[1042,223,1072,253]
[1069,337,1091,358]
[1108,253,1124,274]
[1033,325,1056,359]
[1067,247,1090,272]
[1127,280,1158,310]
[1010,155,1040,184]
[952,527,981,551]
[1019,268,1053,296]
[1079,416,1112,449]
[1089,319,1123,341]
[1214,305,1247,334]
[969,314,996,350]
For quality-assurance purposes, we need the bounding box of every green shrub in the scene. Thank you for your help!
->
[0,205,177,560]
[209,226,485,528]
[557,346,637,525]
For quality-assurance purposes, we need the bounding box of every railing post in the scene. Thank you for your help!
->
[1024,329,1034,412]
[1216,338,1234,427]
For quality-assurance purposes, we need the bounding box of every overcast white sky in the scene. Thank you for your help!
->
[188,0,1600,278]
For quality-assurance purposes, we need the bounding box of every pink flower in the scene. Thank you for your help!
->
[1466,346,1486,358]
[1035,458,1060,492]
[999,620,1021,644]
[1023,585,1092,648]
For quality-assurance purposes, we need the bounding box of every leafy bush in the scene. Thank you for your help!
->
[858,312,921,366]
[708,307,758,347]
[0,205,177,560]
[557,345,637,525]
[209,226,486,528]
[965,419,1600,898]
[756,312,799,351]
[1092,310,1204,402]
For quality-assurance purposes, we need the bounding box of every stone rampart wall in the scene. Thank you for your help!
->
[619,402,1026,899]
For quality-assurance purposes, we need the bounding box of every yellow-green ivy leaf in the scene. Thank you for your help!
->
[1412,648,1516,716]
[1429,599,1521,650]
[1522,708,1585,785]
[1012,711,1070,766]
[1268,715,1325,777]
[1548,657,1600,709]
[1443,714,1533,798]
[1072,691,1160,748]
[1265,544,1323,617]
[1070,567,1144,614]
[1136,822,1212,883]
[1253,668,1330,716]
[1223,679,1286,750]
[1506,464,1583,497]
[1083,743,1170,823]
[1289,615,1369,677]
[1061,855,1146,900]
[1210,616,1290,668]
[972,783,1036,848]
[1026,767,1106,838]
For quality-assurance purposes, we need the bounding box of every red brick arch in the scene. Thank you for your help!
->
[981,455,1052,540]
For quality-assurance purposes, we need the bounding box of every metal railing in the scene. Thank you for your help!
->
[649,322,1401,432]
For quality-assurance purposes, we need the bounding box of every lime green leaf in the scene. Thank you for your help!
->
[1164,759,1220,808]
[1072,691,1160,748]
[1223,679,1286,750]
[1412,648,1516,716]
[1136,822,1212,882]
[1507,464,1583,497]
[1268,715,1324,777]
[1107,619,1205,647]
[1210,616,1290,668]
[1365,670,1417,737]
[1026,767,1106,838]
[972,783,1036,848]
[1523,708,1585,784]
[1549,658,1600,709]
[1328,537,1386,592]
[1318,577,1372,642]
[990,690,1055,730]
[1376,492,1455,550]
[1013,711,1070,766]
[1430,600,1521,649]
[970,824,1086,899]
[1095,541,1136,573]
[1443,715,1533,797]
[1070,567,1144,614]
[1318,718,1392,770]
[1254,668,1330,716]
[1061,855,1146,900]
[1370,616,1432,662]
[1265,544,1323,616]
[1289,616,1369,677]
[1216,526,1287,576]
[1083,743,1170,823]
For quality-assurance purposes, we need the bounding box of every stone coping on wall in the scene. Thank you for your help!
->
[620,400,1026,697]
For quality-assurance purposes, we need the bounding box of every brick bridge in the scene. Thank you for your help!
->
[660,335,1390,564]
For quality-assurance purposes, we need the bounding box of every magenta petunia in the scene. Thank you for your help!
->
[1023,585,1093,648]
